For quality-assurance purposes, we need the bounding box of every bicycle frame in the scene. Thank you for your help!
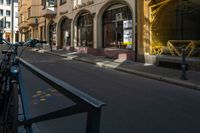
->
[0,39,20,133]
[0,38,41,132]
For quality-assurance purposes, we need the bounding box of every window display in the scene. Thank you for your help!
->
[77,13,93,47]
[103,5,133,49]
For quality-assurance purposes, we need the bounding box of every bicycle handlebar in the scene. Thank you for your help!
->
[0,38,47,48]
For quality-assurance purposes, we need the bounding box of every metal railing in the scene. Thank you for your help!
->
[17,57,105,133]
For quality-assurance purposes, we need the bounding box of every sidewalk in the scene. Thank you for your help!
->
[39,49,200,90]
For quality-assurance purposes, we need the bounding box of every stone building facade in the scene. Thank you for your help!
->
[19,0,138,60]
[18,0,200,62]
[18,0,45,42]
[0,0,18,43]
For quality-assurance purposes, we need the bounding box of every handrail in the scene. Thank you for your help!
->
[17,57,106,133]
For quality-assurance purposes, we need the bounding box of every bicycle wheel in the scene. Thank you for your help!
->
[0,82,19,133]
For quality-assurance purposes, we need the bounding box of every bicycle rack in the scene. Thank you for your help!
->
[16,57,106,133]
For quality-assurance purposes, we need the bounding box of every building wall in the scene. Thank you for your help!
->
[0,0,19,43]
[18,0,45,42]
[18,0,28,41]
[41,0,137,60]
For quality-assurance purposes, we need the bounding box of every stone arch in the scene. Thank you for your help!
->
[96,0,135,50]
[56,15,72,49]
[72,9,93,47]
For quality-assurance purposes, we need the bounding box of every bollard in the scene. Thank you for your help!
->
[180,47,187,80]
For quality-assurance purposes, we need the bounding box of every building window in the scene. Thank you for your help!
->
[0,20,3,28]
[77,12,93,47]
[73,0,81,8]
[60,18,71,49]
[41,0,45,9]
[103,5,133,49]
[0,0,3,5]
[6,10,10,16]
[60,0,66,5]
[15,12,18,18]
[0,9,3,16]
[15,31,19,42]
[42,0,56,8]
[20,14,24,22]
[48,0,56,7]
[28,8,31,18]
[6,21,10,28]
[6,0,11,5]
[0,17,6,28]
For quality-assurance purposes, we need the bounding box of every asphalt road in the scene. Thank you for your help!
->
[19,50,200,133]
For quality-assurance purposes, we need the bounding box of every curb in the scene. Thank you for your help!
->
[116,67,200,90]
[44,51,200,91]
[45,51,68,58]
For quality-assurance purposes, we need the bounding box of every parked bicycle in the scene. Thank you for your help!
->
[0,37,47,133]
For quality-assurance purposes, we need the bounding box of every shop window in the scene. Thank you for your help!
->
[60,18,71,48]
[73,0,82,8]
[77,12,93,47]
[103,5,133,49]
[148,0,200,57]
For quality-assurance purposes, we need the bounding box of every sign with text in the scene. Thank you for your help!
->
[123,20,133,49]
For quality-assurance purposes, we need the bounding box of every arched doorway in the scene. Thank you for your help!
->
[77,12,93,47]
[60,18,71,49]
[49,22,57,50]
[102,4,133,49]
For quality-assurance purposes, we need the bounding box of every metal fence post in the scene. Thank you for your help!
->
[180,47,187,80]
[86,108,102,133]
[25,124,33,133]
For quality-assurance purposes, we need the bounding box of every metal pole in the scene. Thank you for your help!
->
[11,0,14,43]
[180,47,187,80]
[86,108,102,133]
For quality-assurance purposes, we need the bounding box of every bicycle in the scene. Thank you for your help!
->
[0,37,47,133]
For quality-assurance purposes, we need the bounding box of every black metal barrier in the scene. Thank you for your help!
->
[16,57,106,133]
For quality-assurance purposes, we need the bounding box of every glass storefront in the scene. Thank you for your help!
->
[103,5,133,49]
[148,0,200,57]
[77,12,93,47]
[60,18,71,49]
